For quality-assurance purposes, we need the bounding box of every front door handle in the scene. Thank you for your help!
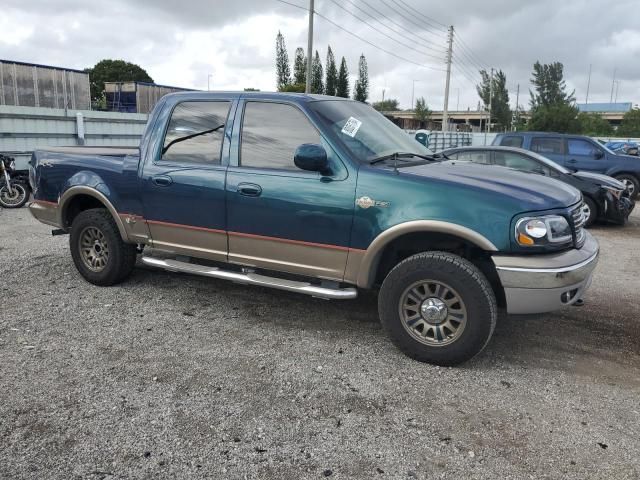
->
[237,183,262,197]
[152,175,173,187]
[567,159,577,164]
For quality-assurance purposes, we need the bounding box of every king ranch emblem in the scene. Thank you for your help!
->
[356,196,389,209]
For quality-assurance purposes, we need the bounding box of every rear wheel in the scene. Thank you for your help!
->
[615,173,639,199]
[378,251,497,366]
[582,197,597,227]
[69,208,137,286]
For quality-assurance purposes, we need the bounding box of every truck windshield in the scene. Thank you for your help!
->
[309,100,434,163]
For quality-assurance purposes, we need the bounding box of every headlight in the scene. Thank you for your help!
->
[603,186,623,199]
[515,215,572,247]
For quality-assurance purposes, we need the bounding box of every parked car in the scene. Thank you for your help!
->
[493,132,640,198]
[441,146,634,226]
[28,92,599,366]
[604,141,639,156]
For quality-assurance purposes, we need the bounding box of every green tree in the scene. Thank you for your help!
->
[477,69,511,130]
[325,46,338,96]
[311,50,324,94]
[293,47,306,85]
[527,61,578,133]
[414,97,432,125]
[530,61,575,109]
[275,31,291,91]
[84,59,154,102]
[527,104,581,133]
[279,83,306,93]
[336,57,350,98]
[618,109,640,137]
[372,99,399,111]
[577,112,613,136]
[353,54,369,102]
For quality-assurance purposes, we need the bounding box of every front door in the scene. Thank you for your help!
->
[141,99,233,261]
[565,137,606,172]
[225,100,355,281]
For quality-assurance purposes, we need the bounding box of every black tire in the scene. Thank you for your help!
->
[69,208,137,286]
[378,251,497,366]
[614,173,639,199]
[583,196,598,227]
[0,183,30,208]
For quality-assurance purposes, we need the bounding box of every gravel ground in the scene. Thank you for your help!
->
[1,206,639,480]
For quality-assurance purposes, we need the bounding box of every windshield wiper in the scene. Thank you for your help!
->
[369,152,436,165]
[162,124,225,155]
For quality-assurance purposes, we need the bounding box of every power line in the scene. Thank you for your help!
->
[326,0,446,62]
[348,0,448,54]
[275,0,447,71]
[314,9,447,71]
[376,0,449,42]
[455,32,491,71]
[452,55,484,82]
[391,0,449,31]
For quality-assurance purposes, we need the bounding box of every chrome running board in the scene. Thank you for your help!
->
[141,256,358,300]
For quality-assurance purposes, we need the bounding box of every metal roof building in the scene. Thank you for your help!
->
[105,81,194,114]
[0,59,90,110]
[577,102,633,113]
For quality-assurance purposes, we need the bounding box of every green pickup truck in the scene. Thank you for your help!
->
[28,92,599,365]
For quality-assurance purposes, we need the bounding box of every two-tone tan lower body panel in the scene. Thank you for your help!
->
[28,200,60,227]
[145,220,227,263]
[227,231,350,282]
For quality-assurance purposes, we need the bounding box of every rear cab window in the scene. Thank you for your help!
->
[498,136,524,148]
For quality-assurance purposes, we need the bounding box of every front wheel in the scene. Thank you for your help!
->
[0,183,30,208]
[615,174,639,199]
[582,197,597,227]
[378,252,497,366]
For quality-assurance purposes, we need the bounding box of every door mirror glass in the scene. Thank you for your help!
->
[294,144,329,174]
[594,149,604,159]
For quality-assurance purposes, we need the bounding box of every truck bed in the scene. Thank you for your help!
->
[41,146,139,156]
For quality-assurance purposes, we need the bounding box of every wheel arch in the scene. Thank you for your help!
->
[354,221,499,289]
[58,186,129,242]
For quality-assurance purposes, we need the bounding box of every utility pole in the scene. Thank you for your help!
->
[609,68,617,103]
[305,0,314,94]
[207,74,212,91]
[514,83,520,131]
[411,80,419,110]
[487,67,494,133]
[442,25,454,132]
[614,81,620,103]
[456,88,460,111]
[585,64,592,104]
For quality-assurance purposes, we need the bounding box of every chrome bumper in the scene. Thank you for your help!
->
[492,231,599,314]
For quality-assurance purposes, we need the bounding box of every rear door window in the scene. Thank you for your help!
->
[161,101,231,164]
[530,137,564,155]
[451,150,491,164]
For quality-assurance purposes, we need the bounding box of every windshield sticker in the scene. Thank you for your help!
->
[341,117,362,138]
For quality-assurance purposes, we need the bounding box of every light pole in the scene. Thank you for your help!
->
[411,79,421,110]
[207,74,213,91]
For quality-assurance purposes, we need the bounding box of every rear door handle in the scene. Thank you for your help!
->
[567,159,577,164]
[237,183,262,197]
[151,175,173,187]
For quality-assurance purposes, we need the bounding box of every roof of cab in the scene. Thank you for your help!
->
[162,90,353,104]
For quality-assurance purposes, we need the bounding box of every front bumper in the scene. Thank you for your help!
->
[492,231,599,314]
[603,194,634,224]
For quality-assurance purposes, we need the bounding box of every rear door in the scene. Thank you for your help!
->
[529,136,566,167]
[141,99,234,261]
[225,100,355,281]
[565,137,606,172]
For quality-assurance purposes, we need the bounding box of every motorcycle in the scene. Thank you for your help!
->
[0,154,31,208]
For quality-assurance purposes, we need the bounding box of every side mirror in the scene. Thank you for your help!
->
[294,144,330,174]
[594,150,604,159]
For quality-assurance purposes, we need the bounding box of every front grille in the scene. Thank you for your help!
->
[571,203,586,248]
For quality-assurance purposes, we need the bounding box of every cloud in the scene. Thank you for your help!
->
[0,0,638,109]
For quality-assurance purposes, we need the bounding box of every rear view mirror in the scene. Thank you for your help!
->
[294,144,330,174]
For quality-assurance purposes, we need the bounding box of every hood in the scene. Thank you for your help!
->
[572,170,626,189]
[400,161,581,210]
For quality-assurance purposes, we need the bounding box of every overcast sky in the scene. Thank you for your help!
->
[2,0,639,111]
